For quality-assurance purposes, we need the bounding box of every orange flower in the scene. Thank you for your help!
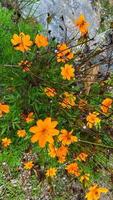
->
[61,64,75,80]
[0,103,10,117]
[48,143,68,163]
[24,161,34,170]
[11,32,33,52]
[2,137,12,148]
[56,43,74,63]
[80,174,90,183]
[101,98,112,113]
[76,152,88,162]
[46,167,57,177]
[35,34,48,47]
[86,112,101,128]
[44,87,56,97]
[60,92,76,109]
[56,145,68,163]
[18,60,32,72]
[48,144,57,158]
[66,162,80,176]
[58,129,78,145]
[17,129,26,138]
[74,14,89,36]
[30,117,59,148]
[25,112,34,123]
[85,184,108,200]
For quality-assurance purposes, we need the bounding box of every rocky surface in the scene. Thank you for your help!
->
[18,0,113,73]
[18,0,100,41]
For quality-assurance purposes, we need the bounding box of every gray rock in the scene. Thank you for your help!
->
[18,0,113,74]
[18,0,100,41]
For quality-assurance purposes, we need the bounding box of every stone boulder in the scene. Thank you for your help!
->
[19,0,100,41]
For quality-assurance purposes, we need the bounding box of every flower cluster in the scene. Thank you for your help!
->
[101,98,112,113]
[1,13,111,200]
[56,43,74,63]
[11,33,48,52]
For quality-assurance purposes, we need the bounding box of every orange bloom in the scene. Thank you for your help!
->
[76,152,88,162]
[2,137,12,148]
[35,34,48,47]
[66,162,80,176]
[58,129,78,145]
[44,87,56,97]
[18,60,32,72]
[57,145,68,163]
[48,143,68,163]
[30,117,59,148]
[0,103,10,117]
[61,64,75,80]
[11,32,33,52]
[56,43,74,63]
[48,144,57,158]
[17,129,26,138]
[101,98,112,113]
[74,14,89,36]
[85,184,108,200]
[80,174,90,183]
[86,112,101,128]
[60,92,76,109]
[24,161,34,170]
[25,112,34,123]
[46,168,57,177]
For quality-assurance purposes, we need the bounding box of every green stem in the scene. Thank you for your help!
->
[79,139,113,149]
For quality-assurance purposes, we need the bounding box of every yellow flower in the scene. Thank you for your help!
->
[0,103,10,117]
[60,92,76,109]
[17,129,26,138]
[86,112,101,128]
[76,152,88,162]
[2,137,12,148]
[80,174,90,183]
[58,129,78,145]
[11,32,33,52]
[24,161,34,170]
[25,112,34,123]
[35,34,48,47]
[61,64,75,80]
[44,87,56,97]
[74,14,89,36]
[101,98,112,113]
[30,117,59,148]
[46,168,57,177]
[56,43,74,63]
[66,162,80,176]
[85,184,108,200]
